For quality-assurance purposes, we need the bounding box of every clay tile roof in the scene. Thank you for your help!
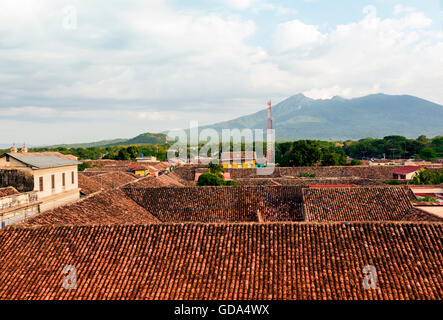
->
[0,222,441,300]
[123,186,304,222]
[223,165,408,180]
[310,184,358,188]
[87,172,137,190]
[17,189,159,227]
[392,166,423,175]
[77,173,102,195]
[303,186,442,222]
[129,175,184,188]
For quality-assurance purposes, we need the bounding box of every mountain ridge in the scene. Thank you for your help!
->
[198,93,443,141]
[44,132,167,148]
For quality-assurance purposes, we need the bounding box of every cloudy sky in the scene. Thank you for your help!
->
[1,0,442,145]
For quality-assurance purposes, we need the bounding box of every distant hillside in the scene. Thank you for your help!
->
[199,93,443,141]
[49,132,167,148]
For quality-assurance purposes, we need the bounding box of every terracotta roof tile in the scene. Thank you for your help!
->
[77,173,102,195]
[303,186,442,222]
[130,175,184,188]
[392,166,423,175]
[17,189,159,227]
[123,186,304,222]
[0,222,441,300]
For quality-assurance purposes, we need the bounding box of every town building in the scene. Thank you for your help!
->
[392,166,423,180]
[0,147,81,212]
[136,155,159,163]
[129,164,151,177]
[221,151,256,168]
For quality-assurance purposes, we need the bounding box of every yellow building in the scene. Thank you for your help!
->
[130,165,151,177]
[221,151,256,169]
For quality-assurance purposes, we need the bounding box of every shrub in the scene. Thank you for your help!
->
[385,179,401,185]
[197,172,227,186]
[197,172,238,186]
[78,162,92,172]
[298,172,316,178]
[412,196,437,202]
[410,168,443,185]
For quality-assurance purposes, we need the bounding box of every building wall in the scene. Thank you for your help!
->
[405,172,417,180]
[38,189,80,212]
[0,191,40,228]
[1,157,80,212]
[0,169,34,192]
[222,160,255,169]
[0,156,27,168]
[32,165,80,211]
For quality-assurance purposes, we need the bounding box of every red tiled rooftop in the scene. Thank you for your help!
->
[0,222,441,300]
[123,186,304,222]
[303,186,442,222]
[392,166,423,175]
[17,189,159,227]
[310,184,358,188]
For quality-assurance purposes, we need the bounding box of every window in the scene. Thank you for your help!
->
[51,174,55,189]
[39,177,44,192]
[71,171,75,184]
[62,173,66,187]
[6,155,10,162]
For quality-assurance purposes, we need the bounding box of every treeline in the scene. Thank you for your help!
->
[2,135,441,165]
[276,135,442,166]
[343,135,442,160]
[276,140,355,167]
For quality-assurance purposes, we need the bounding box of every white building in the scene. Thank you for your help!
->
[0,148,81,212]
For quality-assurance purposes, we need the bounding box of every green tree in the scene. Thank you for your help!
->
[197,172,226,186]
[419,148,437,161]
[126,146,140,160]
[349,159,362,166]
[321,152,347,166]
[78,162,92,172]
[410,168,443,185]
[280,140,322,167]
[207,162,224,177]
[116,148,131,160]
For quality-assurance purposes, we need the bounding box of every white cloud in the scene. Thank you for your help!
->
[252,3,298,15]
[273,20,325,53]
[222,0,258,10]
[0,1,442,144]
[394,4,416,15]
[271,8,443,100]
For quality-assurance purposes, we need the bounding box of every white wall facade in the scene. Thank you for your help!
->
[32,165,80,212]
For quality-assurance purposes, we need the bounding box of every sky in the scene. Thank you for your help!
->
[0,0,442,145]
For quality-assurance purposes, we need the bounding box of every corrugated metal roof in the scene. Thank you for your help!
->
[7,153,81,169]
